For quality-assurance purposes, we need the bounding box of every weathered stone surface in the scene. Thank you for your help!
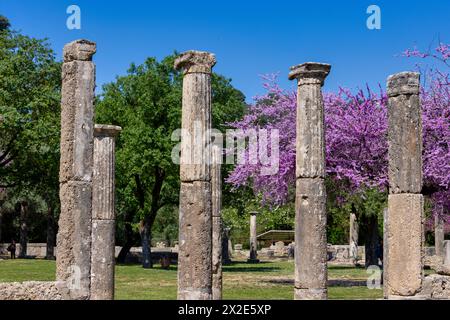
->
[248,212,259,263]
[212,216,222,300]
[294,288,327,300]
[90,124,120,300]
[435,214,445,258]
[387,72,420,97]
[435,262,450,276]
[211,145,222,300]
[178,74,212,181]
[63,39,96,62]
[57,39,96,300]
[174,50,216,75]
[175,51,215,182]
[387,72,422,194]
[288,62,331,84]
[211,145,222,218]
[56,181,92,300]
[385,194,424,297]
[0,281,69,300]
[290,63,330,179]
[349,212,359,264]
[445,240,450,266]
[90,219,116,300]
[177,181,212,300]
[421,274,450,299]
[92,125,121,220]
[60,60,95,183]
[383,207,389,299]
[176,50,215,301]
[294,178,327,299]
[290,62,330,300]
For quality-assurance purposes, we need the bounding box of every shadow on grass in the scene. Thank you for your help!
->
[265,278,368,287]
[222,261,282,273]
[328,265,365,270]
[115,263,178,272]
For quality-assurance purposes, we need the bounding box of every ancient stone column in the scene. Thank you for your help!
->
[385,72,424,299]
[211,144,223,300]
[435,213,445,258]
[175,51,216,300]
[248,211,259,263]
[90,124,121,300]
[57,39,96,300]
[289,62,331,300]
[444,241,450,267]
[349,212,359,265]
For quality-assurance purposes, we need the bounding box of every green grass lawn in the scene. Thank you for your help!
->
[0,259,383,300]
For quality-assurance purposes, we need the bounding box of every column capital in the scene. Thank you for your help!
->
[387,72,420,97]
[63,39,96,62]
[94,124,122,137]
[288,62,331,86]
[174,50,216,75]
[250,211,258,216]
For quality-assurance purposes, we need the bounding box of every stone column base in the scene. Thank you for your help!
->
[294,288,327,300]
[178,289,212,300]
[386,274,450,300]
[0,281,70,300]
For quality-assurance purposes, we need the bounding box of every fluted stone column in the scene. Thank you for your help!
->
[57,39,96,300]
[90,124,121,300]
[289,62,331,300]
[350,213,359,265]
[248,211,259,263]
[211,144,223,300]
[435,213,445,258]
[175,51,216,300]
[385,72,424,299]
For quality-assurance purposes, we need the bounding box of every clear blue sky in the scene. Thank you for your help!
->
[2,0,449,101]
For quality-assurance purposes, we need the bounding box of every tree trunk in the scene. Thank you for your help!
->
[140,220,153,269]
[117,211,135,264]
[365,214,380,268]
[19,201,28,258]
[135,168,165,269]
[46,204,55,260]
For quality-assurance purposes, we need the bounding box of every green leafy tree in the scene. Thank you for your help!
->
[0,24,61,254]
[96,54,245,268]
[0,15,10,31]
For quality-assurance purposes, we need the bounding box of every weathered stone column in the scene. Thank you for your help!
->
[444,241,450,267]
[175,51,216,300]
[385,72,424,299]
[211,144,223,300]
[349,212,359,265]
[289,62,330,300]
[57,39,96,300]
[248,211,259,263]
[90,124,121,300]
[435,213,445,258]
